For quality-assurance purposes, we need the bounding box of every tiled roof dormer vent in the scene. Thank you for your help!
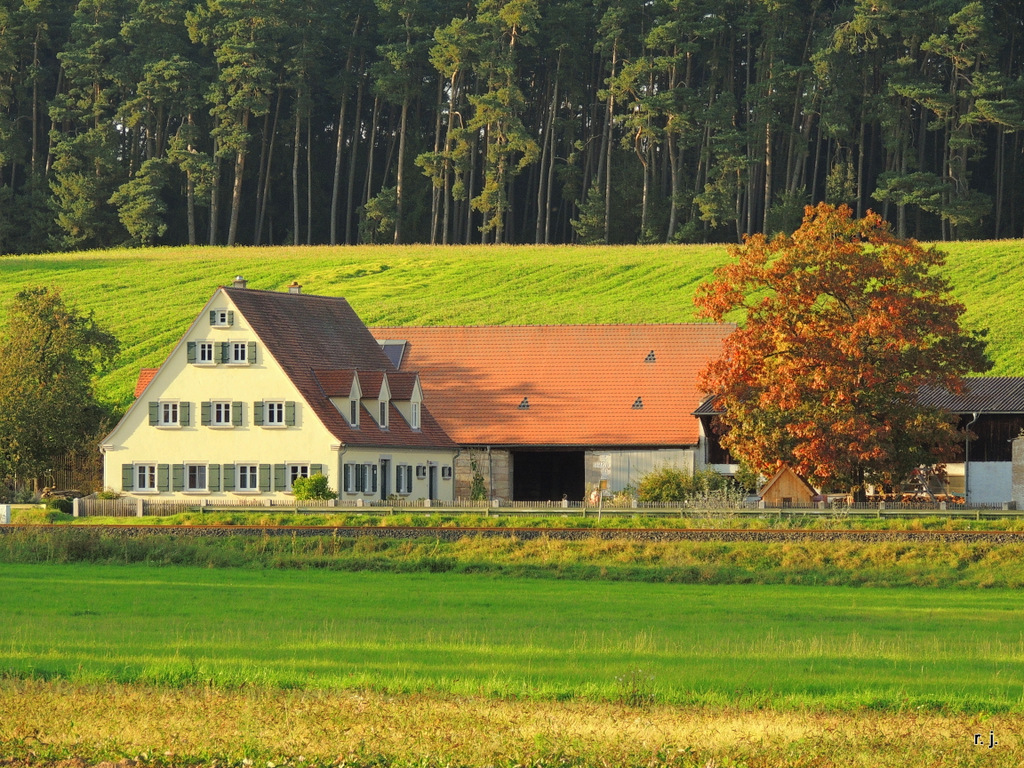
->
[518,397,530,409]
[645,350,656,363]
[233,275,247,289]
[632,397,644,409]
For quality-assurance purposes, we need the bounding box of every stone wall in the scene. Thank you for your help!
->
[1012,438,1024,510]
[453,448,512,501]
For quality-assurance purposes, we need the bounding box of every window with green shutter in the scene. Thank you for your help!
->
[285,401,296,426]
[158,465,170,492]
[274,464,287,491]
[179,402,191,426]
[208,464,221,492]
[172,464,185,491]
[149,401,159,426]
[253,401,264,426]
[187,342,197,364]
[222,464,235,492]
[232,402,243,426]
[201,402,211,426]
[122,464,133,491]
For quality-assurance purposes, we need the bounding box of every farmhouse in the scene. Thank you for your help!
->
[102,278,457,501]
[918,377,1024,505]
[369,324,734,501]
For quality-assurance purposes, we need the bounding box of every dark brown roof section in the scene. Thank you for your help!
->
[313,370,356,398]
[225,287,454,449]
[918,377,1024,414]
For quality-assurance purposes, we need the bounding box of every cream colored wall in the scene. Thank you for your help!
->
[102,289,456,501]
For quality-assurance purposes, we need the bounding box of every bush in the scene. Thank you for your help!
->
[636,466,737,503]
[44,498,74,515]
[291,473,337,501]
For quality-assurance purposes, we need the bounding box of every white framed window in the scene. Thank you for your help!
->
[136,464,157,491]
[411,402,420,429]
[378,400,389,428]
[212,401,233,426]
[210,309,233,327]
[266,401,285,425]
[185,463,207,492]
[160,401,179,426]
[441,465,452,480]
[231,342,248,364]
[396,464,414,494]
[287,464,310,491]
[237,464,258,491]
[350,399,359,426]
[199,342,214,363]
[416,465,427,479]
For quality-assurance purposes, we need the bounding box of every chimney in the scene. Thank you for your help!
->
[233,275,247,289]
[288,281,302,295]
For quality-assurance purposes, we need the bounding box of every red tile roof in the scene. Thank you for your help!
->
[134,368,158,398]
[225,288,454,450]
[370,324,733,448]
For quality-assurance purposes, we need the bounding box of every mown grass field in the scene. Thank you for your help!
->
[4,562,1023,710]
[0,240,1020,406]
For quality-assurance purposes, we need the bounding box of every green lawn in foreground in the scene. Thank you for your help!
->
[3,563,1022,710]
[0,241,1020,406]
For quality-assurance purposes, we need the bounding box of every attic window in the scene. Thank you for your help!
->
[645,350,656,363]
[632,397,644,409]
[518,397,530,409]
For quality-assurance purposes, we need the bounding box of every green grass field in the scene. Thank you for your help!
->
[4,562,1023,711]
[0,240,1021,406]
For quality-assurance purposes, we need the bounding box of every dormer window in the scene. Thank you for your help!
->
[210,309,234,327]
[411,401,420,429]
[350,399,359,426]
[379,400,388,428]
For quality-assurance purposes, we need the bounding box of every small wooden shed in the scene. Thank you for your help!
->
[759,466,819,507]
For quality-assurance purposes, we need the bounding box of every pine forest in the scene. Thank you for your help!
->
[0,0,1022,252]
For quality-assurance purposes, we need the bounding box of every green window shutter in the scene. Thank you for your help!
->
[208,464,221,492]
[219,342,230,364]
[209,310,216,325]
[157,464,170,492]
[285,401,296,426]
[201,401,211,426]
[253,401,264,426]
[172,464,184,492]
[187,342,197,364]
[311,463,324,476]
[232,402,243,427]
[247,341,256,364]
[223,464,235,492]
[274,464,287,491]
[122,464,134,491]
[343,464,352,492]
[370,465,378,494]
[179,402,191,426]
[355,465,363,492]
[148,401,159,426]
[227,310,234,326]
[259,464,271,492]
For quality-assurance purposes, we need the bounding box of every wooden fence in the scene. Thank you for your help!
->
[73,495,1019,520]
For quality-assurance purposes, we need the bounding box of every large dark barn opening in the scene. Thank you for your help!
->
[512,450,585,501]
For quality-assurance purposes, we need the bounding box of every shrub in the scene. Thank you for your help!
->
[636,466,738,503]
[44,498,74,515]
[291,473,337,501]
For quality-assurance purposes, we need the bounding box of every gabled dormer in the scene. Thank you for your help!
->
[388,372,424,430]
[314,369,363,427]
[357,371,391,430]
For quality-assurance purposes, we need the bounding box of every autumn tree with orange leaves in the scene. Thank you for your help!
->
[695,203,991,498]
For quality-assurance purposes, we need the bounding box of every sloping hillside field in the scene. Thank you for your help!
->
[0,240,1020,407]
